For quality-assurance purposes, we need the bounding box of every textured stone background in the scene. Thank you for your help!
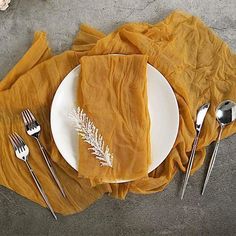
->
[0,0,235,235]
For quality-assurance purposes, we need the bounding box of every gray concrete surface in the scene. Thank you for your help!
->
[0,0,236,235]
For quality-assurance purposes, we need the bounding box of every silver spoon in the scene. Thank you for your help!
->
[202,100,236,195]
[181,102,210,199]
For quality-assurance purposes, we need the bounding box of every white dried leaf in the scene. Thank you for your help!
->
[69,107,113,168]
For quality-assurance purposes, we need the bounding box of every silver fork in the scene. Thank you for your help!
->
[21,109,66,198]
[9,132,57,220]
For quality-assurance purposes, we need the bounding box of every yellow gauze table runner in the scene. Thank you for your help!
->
[0,11,235,215]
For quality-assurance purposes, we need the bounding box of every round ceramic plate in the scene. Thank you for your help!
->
[51,63,179,183]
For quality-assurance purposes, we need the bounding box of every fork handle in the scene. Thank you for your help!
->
[36,139,66,198]
[25,160,57,220]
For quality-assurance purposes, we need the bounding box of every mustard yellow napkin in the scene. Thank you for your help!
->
[0,11,235,215]
[77,55,151,183]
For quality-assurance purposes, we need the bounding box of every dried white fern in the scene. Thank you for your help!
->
[69,107,113,167]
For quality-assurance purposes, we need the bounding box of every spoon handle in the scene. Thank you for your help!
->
[181,132,199,199]
[202,126,223,195]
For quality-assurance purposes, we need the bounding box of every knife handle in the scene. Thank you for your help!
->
[181,132,199,199]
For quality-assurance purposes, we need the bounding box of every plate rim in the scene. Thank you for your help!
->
[50,63,179,182]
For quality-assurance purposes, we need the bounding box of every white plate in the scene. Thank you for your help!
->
[51,63,179,183]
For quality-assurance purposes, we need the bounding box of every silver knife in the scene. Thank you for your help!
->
[180,102,210,199]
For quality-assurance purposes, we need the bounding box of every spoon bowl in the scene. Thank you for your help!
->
[216,100,236,126]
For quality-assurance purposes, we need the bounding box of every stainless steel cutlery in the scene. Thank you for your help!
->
[181,102,210,199]
[6,99,235,215]
[201,100,236,195]
[181,100,236,198]
[21,109,66,198]
[9,132,57,220]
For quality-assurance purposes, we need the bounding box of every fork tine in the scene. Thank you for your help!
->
[22,110,32,125]
[23,109,38,129]
[13,133,27,152]
[21,110,29,126]
[14,132,25,145]
[14,133,25,150]
[11,133,22,148]
[9,134,17,150]
[15,133,27,152]
[26,109,36,122]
